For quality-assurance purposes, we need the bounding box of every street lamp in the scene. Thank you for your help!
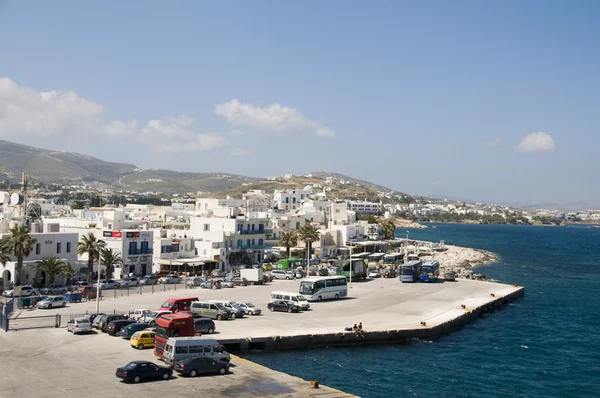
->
[95,255,101,314]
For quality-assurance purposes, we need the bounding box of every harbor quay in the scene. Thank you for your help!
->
[9,278,524,349]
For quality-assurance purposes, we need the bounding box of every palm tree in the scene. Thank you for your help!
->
[35,257,66,286]
[2,225,37,286]
[297,224,320,258]
[62,262,76,286]
[382,220,397,240]
[77,232,106,283]
[100,248,122,280]
[278,231,298,259]
[0,240,11,289]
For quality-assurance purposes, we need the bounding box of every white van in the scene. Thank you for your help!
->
[270,291,310,310]
[163,336,230,365]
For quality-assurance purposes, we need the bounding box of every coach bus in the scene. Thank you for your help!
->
[299,276,348,301]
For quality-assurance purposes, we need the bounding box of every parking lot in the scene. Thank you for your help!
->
[11,277,519,338]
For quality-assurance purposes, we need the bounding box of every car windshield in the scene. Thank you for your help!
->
[124,362,138,370]
[298,295,306,301]
[132,332,140,339]
[245,303,255,308]
[215,304,226,310]
[160,301,174,309]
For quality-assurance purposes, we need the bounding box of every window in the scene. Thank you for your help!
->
[35,243,40,255]
[209,304,217,310]
[258,239,263,245]
[203,346,212,354]
[66,242,71,253]
[204,224,210,231]
[175,346,188,354]
[56,242,61,254]
[189,345,203,354]
[129,242,137,255]
[251,239,255,245]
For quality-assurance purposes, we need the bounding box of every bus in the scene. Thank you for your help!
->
[400,260,422,283]
[367,253,386,267]
[341,258,368,280]
[383,253,404,267]
[420,261,440,282]
[299,276,348,301]
[153,313,195,358]
[277,258,305,270]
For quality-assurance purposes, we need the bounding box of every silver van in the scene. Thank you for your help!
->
[190,301,233,320]
[163,336,231,365]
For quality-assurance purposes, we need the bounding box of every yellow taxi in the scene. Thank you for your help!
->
[130,330,155,350]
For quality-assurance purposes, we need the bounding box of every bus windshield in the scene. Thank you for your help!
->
[422,266,433,274]
[299,282,315,295]
[400,266,414,275]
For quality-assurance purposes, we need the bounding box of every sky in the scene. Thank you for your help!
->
[0,1,599,206]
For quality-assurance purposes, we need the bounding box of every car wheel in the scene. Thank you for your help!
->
[137,344,144,350]
[190,369,198,377]
[150,321,156,326]
[133,375,141,383]
[269,307,274,312]
[219,367,226,375]
[162,372,170,380]
[62,302,66,307]
[216,314,223,320]
[285,276,290,280]
[335,294,339,300]
[208,328,214,334]
[317,296,322,302]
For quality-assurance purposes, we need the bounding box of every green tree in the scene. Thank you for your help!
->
[297,225,320,257]
[1,225,37,286]
[71,201,85,210]
[100,248,122,280]
[62,262,76,286]
[381,220,397,240]
[35,257,66,285]
[0,240,11,289]
[278,231,298,259]
[77,232,107,283]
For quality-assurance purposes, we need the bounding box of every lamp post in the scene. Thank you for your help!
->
[305,238,310,277]
[95,255,101,314]
[348,238,353,289]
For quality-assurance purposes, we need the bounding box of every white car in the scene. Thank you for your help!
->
[158,275,181,284]
[67,318,92,334]
[234,302,262,315]
[36,296,66,309]
[140,310,172,325]
[93,280,119,290]
[128,308,151,321]
[368,270,381,278]
[2,285,38,298]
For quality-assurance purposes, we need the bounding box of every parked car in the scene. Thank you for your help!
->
[115,361,172,383]
[217,279,235,288]
[106,319,136,336]
[67,318,93,334]
[93,279,119,290]
[119,277,140,288]
[368,269,381,278]
[130,330,155,349]
[158,274,181,284]
[128,309,151,321]
[444,271,457,282]
[40,284,68,295]
[140,310,171,326]
[228,277,247,286]
[267,300,300,313]
[94,314,127,331]
[36,296,66,309]
[139,275,158,285]
[119,322,150,339]
[173,357,229,377]
[200,280,222,289]
[193,318,216,335]
[190,302,232,320]
[233,302,262,315]
[76,281,92,288]
[2,285,38,297]
[318,267,329,276]
[86,313,105,324]
[271,270,292,280]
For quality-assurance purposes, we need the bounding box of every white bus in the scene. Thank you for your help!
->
[299,276,348,302]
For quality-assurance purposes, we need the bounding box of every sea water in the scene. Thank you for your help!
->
[243,224,600,397]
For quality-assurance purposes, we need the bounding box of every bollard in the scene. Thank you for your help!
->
[114,288,117,298]
[152,285,154,294]
[174,283,177,292]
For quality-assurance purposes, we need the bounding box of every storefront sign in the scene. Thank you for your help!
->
[126,231,140,238]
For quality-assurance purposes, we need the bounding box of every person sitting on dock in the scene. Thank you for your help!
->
[352,324,358,333]
[357,322,365,336]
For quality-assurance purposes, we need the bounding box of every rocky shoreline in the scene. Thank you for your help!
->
[418,244,499,281]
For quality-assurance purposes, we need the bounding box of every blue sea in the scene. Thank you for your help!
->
[244,224,600,397]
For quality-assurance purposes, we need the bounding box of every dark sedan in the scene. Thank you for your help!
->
[116,361,173,383]
[106,319,135,336]
[267,300,301,313]
[86,313,105,324]
[119,322,150,339]
[173,357,229,377]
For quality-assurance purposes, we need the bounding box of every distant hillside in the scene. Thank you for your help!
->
[0,140,136,183]
[0,140,259,194]
[308,171,409,196]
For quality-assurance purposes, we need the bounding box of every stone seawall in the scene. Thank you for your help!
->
[220,285,525,353]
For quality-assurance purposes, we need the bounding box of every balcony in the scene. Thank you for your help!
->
[238,229,268,235]
[235,244,271,251]
[128,248,154,255]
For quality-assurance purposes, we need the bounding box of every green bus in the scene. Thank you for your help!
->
[277,258,306,270]
[340,255,368,280]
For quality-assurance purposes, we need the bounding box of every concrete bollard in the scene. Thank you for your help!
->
[310,381,319,388]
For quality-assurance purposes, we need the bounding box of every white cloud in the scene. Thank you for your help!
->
[214,99,335,138]
[230,147,250,156]
[0,77,104,137]
[485,138,502,148]
[108,115,226,153]
[229,129,243,137]
[515,132,556,153]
